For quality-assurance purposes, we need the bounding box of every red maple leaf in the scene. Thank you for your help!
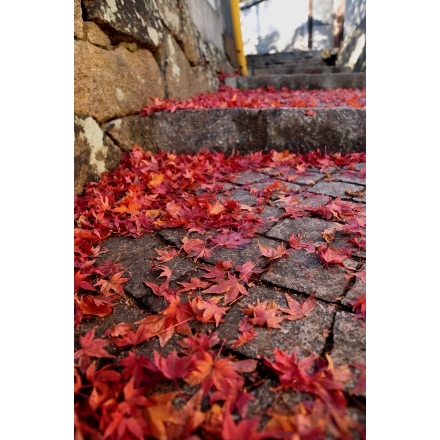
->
[74,327,115,373]
[190,296,230,326]
[222,411,265,440]
[279,293,316,321]
[153,350,194,380]
[94,270,129,296]
[243,300,283,329]
[209,230,251,248]
[203,273,248,304]
[76,295,114,317]
[316,244,349,269]
[258,241,289,261]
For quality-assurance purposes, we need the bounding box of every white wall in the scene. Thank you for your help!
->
[185,0,225,53]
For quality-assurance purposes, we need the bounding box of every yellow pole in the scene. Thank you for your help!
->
[230,0,248,76]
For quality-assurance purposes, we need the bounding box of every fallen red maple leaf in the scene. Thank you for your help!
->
[258,241,289,261]
[190,296,230,327]
[153,350,194,380]
[279,292,316,321]
[74,327,115,373]
[243,299,283,329]
[316,244,349,269]
[202,272,248,304]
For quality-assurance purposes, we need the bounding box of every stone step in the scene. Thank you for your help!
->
[225,72,366,90]
[105,107,366,156]
[246,50,327,69]
[248,66,351,75]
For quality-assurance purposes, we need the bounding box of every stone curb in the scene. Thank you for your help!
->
[106,107,366,155]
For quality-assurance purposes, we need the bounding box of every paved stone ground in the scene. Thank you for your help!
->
[75,156,366,438]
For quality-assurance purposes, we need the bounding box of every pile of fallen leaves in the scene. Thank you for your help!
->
[75,146,366,440]
[139,84,366,116]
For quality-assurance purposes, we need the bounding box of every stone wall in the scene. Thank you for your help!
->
[74,0,235,195]
[336,0,366,71]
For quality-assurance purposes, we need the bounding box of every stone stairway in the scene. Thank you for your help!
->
[113,50,366,157]
[227,50,365,90]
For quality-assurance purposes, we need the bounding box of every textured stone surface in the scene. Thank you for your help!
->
[309,180,365,200]
[74,114,122,195]
[215,286,334,360]
[231,72,366,90]
[103,115,158,152]
[83,22,112,48]
[265,108,366,153]
[74,40,165,123]
[74,0,84,39]
[265,217,340,244]
[82,0,165,50]
[143,108,366,154]
[261,249,353,301]
[95,234,197,309]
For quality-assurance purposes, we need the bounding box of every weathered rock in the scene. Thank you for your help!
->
[103,115,158,152]
[265,108,366,153]
[74,40,165,123]
[141,108,366,154]
[83,21,112,48]
[331,310,366,395]
[95,234,197,311]
[74,0,84,39]
[261,249,356,302]
[308,180,365,200]
[74,115,122,195]
[82,0,165,50]
[215,286,334,360]
[265,217,340,244]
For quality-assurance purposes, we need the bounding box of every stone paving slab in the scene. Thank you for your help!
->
[75,155,367,438]
[138,108,365,154]
[261,249,358,302]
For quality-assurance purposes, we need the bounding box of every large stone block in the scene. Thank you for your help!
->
[82,0,165,50]
[74,40,165,123]
[74,115,122,195]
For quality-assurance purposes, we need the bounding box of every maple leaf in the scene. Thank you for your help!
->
[222,411,265,440]
[110,321,157,348]
[190,296,229,326]
[258,241,289,261]
[200,260,234,279]
[144,279,175,301]
[230,317,256,348]
[119,351,161,389]
[349,294,366,320]
[236,261,260,284]
[181,235,212,260]
[178,332,221,354]
[76,295,114,317]
[203,272,248,304]
[154,247,180,262]
[165,389,206,440]
[316,244,349,269]
[243,299,283,329]
[209,230,251,249]
[94,270,129,296]
[350,362,366,395]
[279,292,316,321]
[144,392,178,440]
[74,327,115,373]
[207,199,226,215]
[153,350,194,380]
[177,277,210,293]
[74,270,97,293]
